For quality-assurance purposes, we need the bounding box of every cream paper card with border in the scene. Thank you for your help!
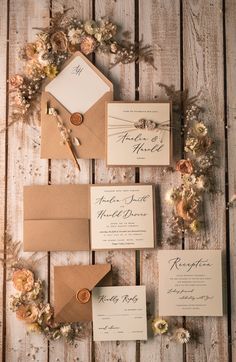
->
[90,184,155,250]
[158,250,223,316]
[106,102,171,166]
[92,286,147,341]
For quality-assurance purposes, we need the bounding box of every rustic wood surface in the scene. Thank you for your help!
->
[0,0,235,361]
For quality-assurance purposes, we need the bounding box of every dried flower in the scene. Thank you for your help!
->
[44,65,58,79]
[68,28,83,44]
[172,328,190,344]
[84,20,97,35]
[194,121,208,137]
[189,219,200,233]
[80,35,97,55]
[60,324,73,336]
[176,198,196,222]
[165,188,180,204]
[12,269,34,292]
[195,175,209,190]
[152,318,168,335]
[50,31,68,52]
[16,304,39,323]
[9,74,24,88]
[110,42,118,53]
[176,159,194,175]
[28,322,42,333]
[38,51,51,66]
[24,43,36,59]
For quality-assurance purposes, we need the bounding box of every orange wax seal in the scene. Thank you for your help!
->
[76,288,91,304]
[70,112,83,126]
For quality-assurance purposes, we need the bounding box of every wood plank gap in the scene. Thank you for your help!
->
[222,0,232,360]
[2,0,10,361]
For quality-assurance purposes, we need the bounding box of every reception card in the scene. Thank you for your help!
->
[92,286,147,341]
[158,250,223,316]
[90,184,155,249]
[106,102,171,166]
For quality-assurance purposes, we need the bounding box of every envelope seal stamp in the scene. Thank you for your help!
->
[70,112,83,126]
[76,288,91,304]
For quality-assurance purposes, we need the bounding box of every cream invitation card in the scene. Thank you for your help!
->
[92,286,147,341]
[90,185,155,249]
[106,102,171,166]
[45,53,110,113]
[158,250,223,316]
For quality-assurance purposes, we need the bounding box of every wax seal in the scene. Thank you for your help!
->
[76,288,91,304]
[70,112,83,126]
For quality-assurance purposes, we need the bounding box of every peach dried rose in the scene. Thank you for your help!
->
[80,35,97,55]
[9,74,24,88]
[176,159,193,174]
[50,31,68,52]
[16,304,39,323]
[176,199,194,222]
[13,269,34,292]
[25,43,36,59]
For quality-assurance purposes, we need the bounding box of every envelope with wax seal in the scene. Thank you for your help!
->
[23,183,156,252]
[40,51,113,160]
[54,264,112,322]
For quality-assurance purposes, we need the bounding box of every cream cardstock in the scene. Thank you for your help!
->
[92,286,147,341]
[158,250,223,316]
[90,185,155,249]
[45,54,110,113]
[107,102,171,166]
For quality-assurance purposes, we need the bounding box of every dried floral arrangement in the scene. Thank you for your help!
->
[1,233,88,344]
[159,85,216,244]
[152,318,191,345]
[9,8,155,124]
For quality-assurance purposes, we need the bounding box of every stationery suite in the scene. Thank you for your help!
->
[23,184,155,251]
[92,286,147,341]
[106,102,171,166]
[158,250,223,316]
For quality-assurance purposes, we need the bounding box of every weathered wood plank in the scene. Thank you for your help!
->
[183,1,228,361]
[49,1,93,362]
[93,1,137,361]
[138,1,183,361]
[225,0,236,360]
[0,0,8,360]
[5,1,50,361]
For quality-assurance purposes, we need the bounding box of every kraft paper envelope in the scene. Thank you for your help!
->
[41,51,113,160]
[24,184,90,251]
[54,264,112,322]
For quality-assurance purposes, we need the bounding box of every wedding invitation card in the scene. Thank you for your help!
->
[90,184,155,249]
[106,102,171,166]
[92,286,147,341]
[158,250,223,316]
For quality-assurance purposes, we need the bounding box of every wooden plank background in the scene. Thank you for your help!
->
[0,0,235,361]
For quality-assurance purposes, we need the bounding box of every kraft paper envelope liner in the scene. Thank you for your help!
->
[54,264,112,322]
[24,184,90,251]
[40,51,113,160]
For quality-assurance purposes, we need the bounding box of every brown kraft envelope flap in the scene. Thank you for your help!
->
[54,264,112,322]
[40,51,113,160]
[23,184,90,251]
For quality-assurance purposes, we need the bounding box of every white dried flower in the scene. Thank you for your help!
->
[60,324,72,336]
[194,121,208,137]
[173,328,190,344]
[68,28,83,45]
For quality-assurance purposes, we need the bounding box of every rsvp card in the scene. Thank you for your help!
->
[107,102,171,166]
[158,250,223,316]
[92,286,147,341]
[90,185,155,249]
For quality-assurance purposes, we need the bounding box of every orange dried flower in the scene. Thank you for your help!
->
[176,199,195,222]
[80,35,97,55]
[176,159,193,175]
[16,304,39,323]
[12,269,34,292]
